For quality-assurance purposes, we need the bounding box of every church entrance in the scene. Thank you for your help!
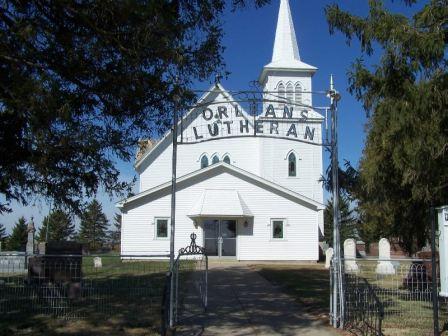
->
[203,219,236,257]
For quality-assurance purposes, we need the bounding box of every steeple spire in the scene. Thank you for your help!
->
[259,0,316,84]
[272,0,300,63]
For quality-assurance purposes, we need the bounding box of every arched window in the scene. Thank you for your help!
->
[201,155,209,169]
[286,83,294,104]
[223,155,231,164]
[277,82,285,108]
[212,155,219,164]
[288,152,296,177]
[295,83,302,104]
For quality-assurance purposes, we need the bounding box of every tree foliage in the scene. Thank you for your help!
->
[0,0,270,214]
[326,0,448,253]
[0,222,7,245]
[37,209,75,242]
[7,216,28,251]
[324,196,358,247]
[78,199,108,251]
[108,212,121,249]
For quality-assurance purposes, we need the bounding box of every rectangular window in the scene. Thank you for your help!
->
[271,219,285,239]
[155,218,169,239]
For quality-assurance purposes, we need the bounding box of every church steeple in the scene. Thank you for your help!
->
[259,0,316,84]
[271,0,300,64]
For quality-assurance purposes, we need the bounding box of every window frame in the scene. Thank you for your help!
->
[211,154,220,165]
[295,82,302,104]
[288,152,297,177]
[277,82,285,109]
[271,218,286,240]
[154,217,170,240]
[286,82,294,104]
[200,155,209,169]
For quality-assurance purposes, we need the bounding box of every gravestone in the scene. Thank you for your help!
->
[325,247,334,269]
[375,238,395,275]
[356,241,366,258]
[344,239,359,272]
[26,217,35,254]
[93,256,102,268]
[28,241,83,285]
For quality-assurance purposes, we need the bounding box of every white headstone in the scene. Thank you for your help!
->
[376,238,395,275]
[344,238,359,272]
[93,257,102,268]
[325,247,334,269]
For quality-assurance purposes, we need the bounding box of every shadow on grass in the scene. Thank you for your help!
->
[256,265,330,317]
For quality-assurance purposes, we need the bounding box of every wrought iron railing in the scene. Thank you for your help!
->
[161,233,208,335]
[344,273,384,336]
[172,233,208,325]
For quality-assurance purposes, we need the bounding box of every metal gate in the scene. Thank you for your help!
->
[161,233,208,334]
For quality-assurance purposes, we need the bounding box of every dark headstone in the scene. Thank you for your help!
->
[38,241,82,255]
[28,241,83,298]
[403,261,431,291]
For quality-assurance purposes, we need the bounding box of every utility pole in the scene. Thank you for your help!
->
[329,75,342,328]
[169,85,179,329]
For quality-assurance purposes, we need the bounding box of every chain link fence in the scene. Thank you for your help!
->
[339,258,448,336]
[0,253,174,335]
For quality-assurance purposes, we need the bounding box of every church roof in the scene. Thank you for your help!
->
[134,83,249,170]
[117,162,324,211]
[260,0,316,82]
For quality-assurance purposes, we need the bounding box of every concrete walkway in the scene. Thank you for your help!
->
[176,262,340,336]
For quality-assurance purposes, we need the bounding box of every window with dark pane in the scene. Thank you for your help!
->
[223,155,231,164]
[212,155,219,164]
[288,152,296,177]
[272,220,284,239]
[156,219,168,238]
[295,82,302,104]
[278,83,285,108]
[200,155,209,169]
[286,83,293,104]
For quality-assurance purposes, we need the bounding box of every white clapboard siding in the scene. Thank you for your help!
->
[121,168,319,261]
[138,134,322,198]
[138,136,261,193]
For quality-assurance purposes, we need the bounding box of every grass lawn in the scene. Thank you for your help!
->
[253,263,330,319]
[254,262,448,336]
[0,258,173,336]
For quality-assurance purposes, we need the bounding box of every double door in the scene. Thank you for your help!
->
[203,219,236,257]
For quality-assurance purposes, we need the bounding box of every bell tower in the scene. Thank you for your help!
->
[259,0,317,111]
[257,1,324,239]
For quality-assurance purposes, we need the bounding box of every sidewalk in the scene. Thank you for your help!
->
[176,262,340,336]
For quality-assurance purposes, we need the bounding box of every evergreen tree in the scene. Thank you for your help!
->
[324,196,358,247]
[0,0,269,214]
[326,1,448,253]
[7,217,28,251]
[0,222,7,246]
[79,200,109,251]
[37,210,75,242]
[108,213,122,250]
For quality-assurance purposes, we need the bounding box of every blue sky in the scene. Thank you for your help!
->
[1,0,417,233]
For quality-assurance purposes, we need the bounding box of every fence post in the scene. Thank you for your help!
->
[329,262,333,325]
[430,206,440,336]
[205,255,208,310]
[161,271,171,336]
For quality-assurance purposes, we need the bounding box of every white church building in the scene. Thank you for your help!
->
[117,0,325,261]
